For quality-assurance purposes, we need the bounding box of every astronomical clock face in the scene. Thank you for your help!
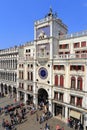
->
[36,25,50,39]
[38,67,48,79]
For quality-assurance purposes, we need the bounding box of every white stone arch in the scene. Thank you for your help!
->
[37,87,49,105]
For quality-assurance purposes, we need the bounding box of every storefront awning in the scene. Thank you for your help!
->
[69,110,81,119]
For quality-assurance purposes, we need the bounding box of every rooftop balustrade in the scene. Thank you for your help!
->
[59,30,87,40]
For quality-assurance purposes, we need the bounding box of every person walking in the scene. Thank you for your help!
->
[56,124,60,130]
[2,118,5,129]
[36,113,39,122]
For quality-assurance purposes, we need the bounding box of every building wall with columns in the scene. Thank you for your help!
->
[0,46,18,98]
[53,34,87,129]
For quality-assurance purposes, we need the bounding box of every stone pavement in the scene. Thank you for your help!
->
[0,97,74,130]
[15,110,74,130]
[0,110,74,130]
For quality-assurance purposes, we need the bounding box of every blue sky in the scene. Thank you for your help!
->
[0,0,87,49]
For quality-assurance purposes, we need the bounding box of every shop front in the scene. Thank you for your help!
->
[69,109,83,129]
[26,94,33,105]
[69,110,81,121]
[19,91,24,101]
[54,103,65,118]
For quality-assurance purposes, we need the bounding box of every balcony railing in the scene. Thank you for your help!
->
[54,97,58,101]
[70,87,83,91]
[54,97,63,102]
[54,53,87,59]
[0,47,18,55]
[18,86,24,90]
[70,102,75,106]
[27,89,33,92]
[70,100,82,107]
[35,16,67,29]
[59,30,87,40]
[76,104,82,107]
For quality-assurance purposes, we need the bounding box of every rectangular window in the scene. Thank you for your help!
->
[65,44,69,49]
[22,71,24,79]
[41,49,44,57]
[27,72,30,80]
[81,41,86,47]
[77,97,82,107]
[74,42,80,48]
[71,80,75,89]
[26,49,31,53]
[60,65,64,70]
[22,83,24,89]
[54,92,58,100]
[78,66,81,70]
[59,93,63,101]
[19,83,21,88]
[19,71,21,79]
[77,80,81,89]
[59,45,62,49]
[70,96,75,105]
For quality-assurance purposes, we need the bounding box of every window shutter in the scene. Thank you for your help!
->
[82,66,84,71]
[70,65,72,70]
[60,75,64,87]
[55,75,58,86]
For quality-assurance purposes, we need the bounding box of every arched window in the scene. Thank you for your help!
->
[71,77,76,89]
[31,72,33,81]
[60,75,64,87]
[55,75,58,86]
[77,97,82,107]
[27,72,30,80]
[77,77,82,90]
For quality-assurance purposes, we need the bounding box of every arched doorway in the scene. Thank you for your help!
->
[26,94,33,105]
[8,86,12,93]
[20,91,24,101]
[13,87,17,95]
[4,84,8,94]
[1,83,3,93]
[38,88,48,105]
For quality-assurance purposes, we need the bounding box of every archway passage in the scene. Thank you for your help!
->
[1,83,3,93]
[38,88,48,105]
[8,86,12,93]
[4,84,8,94]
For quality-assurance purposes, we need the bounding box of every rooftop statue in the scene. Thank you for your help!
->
[45,7,58,18]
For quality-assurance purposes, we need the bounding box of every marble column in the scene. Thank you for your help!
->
[65,106,68,123]
[48,99,52,113]
[52,103,55,116]
[33,94,38,109]
[24,93,27,104]
[17,90,20,101]
[62,106,65,117]
[11,86,13,98]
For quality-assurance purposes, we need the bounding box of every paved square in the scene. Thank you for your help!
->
[0,97,74,130]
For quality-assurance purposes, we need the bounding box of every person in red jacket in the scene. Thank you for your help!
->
[56,124,60,130]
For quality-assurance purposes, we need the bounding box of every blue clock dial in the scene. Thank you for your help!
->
[39,67,48,79]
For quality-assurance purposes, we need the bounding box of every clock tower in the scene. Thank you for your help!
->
[33,8,67,112]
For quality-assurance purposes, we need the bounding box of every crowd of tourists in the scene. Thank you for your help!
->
[2,106,26,130]
[0,98,84,130]
[0,100,53,130]
[67,118,83,130]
